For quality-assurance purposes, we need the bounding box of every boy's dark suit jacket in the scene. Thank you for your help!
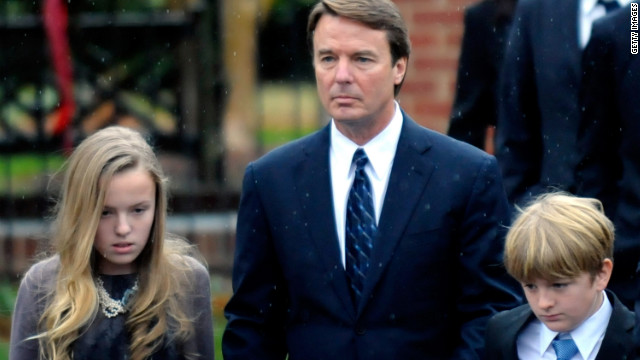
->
[576,3,640,307]
[223,112,522,359]
[496,0,583,206]
[485,290,635,360]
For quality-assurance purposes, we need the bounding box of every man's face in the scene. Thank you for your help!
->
[522,264,610,332]
[312,14,406,140]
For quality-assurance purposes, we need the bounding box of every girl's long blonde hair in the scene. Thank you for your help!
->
[37,126,198,360]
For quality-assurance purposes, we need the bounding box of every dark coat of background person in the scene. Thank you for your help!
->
[223,112,522,359]
[575,2,640,312]
[496,0,584,207]
[484,290,635,360]
[448,0,516,153]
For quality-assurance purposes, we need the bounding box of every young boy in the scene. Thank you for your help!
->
[485,192,635,360]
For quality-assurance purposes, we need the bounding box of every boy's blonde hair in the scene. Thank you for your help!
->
[504,192,614,283]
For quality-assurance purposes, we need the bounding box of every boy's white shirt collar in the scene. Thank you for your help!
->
[537,290,612,358]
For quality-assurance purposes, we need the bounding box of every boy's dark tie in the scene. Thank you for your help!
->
[345,148,376,305]
[552,336,579,360]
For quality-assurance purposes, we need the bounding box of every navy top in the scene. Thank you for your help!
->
[71,274,181,360]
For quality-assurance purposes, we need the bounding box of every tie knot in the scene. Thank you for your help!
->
[597,0,620,12]
[352,149,369,169]
[552,337,578,360]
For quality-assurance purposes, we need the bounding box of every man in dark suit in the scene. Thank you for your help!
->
[222,0,521,359]
[485,193,635,360]
[448,0,516,153]
[576,1,640,313]
[496,0,627,208]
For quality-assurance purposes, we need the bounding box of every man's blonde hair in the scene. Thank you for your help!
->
[504,192,614,283]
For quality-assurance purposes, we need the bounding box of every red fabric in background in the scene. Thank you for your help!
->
[43,0,74,149]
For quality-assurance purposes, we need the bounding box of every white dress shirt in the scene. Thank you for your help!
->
[330,101,403,267]
[516,291,613,360]
[579,0,631,48]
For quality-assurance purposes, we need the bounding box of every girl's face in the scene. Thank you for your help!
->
[94,166,156,275]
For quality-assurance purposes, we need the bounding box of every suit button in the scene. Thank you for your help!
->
[356,327,366,336]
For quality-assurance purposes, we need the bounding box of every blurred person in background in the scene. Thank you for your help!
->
[448,0,517,154]
[575,1,640,311]
[495,0,628,208]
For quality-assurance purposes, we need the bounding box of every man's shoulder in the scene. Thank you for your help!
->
[466,0,498,21]
[514,0,573,21]
[405,117,495,162]
[251,126,327,168]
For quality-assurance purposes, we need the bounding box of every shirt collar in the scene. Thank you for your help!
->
[582,0,630,15]
[538,290,612,358]
[330,101,403,181]
[582,0,601,15]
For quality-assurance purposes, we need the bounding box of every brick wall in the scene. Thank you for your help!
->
[396,0,477,134]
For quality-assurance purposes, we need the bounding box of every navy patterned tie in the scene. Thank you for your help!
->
[552,336,579,360]
[345,149,376,305]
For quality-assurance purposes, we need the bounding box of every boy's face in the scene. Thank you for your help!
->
[521,260,612,333]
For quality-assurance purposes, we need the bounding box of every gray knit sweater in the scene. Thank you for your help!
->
[9,255,215,360]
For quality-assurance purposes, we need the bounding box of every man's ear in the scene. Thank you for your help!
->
[393,57,408,85]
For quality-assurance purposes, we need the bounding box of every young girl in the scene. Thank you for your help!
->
[9,126,214,360]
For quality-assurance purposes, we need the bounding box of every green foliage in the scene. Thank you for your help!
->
[0,341,8,360]
[259,128,317,148]
[214,312,226,360]
[0,283,16,318]
[270,0,316,24]
[0,153,66,195]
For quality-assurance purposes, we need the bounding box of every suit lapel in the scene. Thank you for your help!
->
[357,115,434,314]
[594,291,634,360]
[295,125,356,319]
[504,306,536,360]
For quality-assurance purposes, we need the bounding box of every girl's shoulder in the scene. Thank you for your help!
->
[23,256,60,282]
[18,255,60,297]
[169,253,208,276]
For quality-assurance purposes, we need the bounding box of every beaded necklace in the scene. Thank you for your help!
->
[95,276,139,318]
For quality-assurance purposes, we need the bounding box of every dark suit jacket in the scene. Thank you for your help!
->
[576,3,640,307]
[496,0,583,207]
[485,290,635,360]
[222,112,522,359]
[449,0,513,150]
